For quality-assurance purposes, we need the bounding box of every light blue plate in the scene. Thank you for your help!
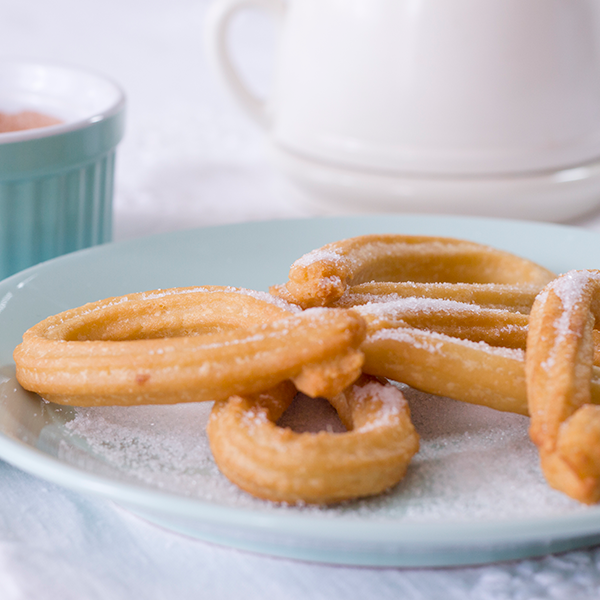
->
[1,214,600,567]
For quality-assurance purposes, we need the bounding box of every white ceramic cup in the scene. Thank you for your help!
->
[206,0,600,176]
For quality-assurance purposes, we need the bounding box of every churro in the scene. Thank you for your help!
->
[271,234,555,308]
[14,286,366,406]
[207,375,419,504]
[526,270,600,503]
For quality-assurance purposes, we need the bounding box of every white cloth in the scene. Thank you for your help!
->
[3,1,600,598]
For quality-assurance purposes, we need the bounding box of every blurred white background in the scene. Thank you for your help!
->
[2,0,313,242]
[5,0,600,239]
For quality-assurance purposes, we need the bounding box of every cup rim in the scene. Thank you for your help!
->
[0,59,126,145]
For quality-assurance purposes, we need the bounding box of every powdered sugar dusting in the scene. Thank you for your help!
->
[317,275,343,292]
[139,286,301,313]
[51,382,584,521]
[549,271,600,314]
[65,286,299,322]
[352,380,403,432]
[369,327,525,360]
[368,386,581,522]
[355,297,492,322]
[293,248,344,268]
[537,271,600,371]
[61,403,223,494]
[241,405,270,428]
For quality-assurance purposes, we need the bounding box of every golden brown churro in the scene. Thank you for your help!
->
[14,286,366,406]
[526,270,600,504]
[271,234,555,308]
[362,326,529,415]
[18,232,600,506]
[207,375,419,504]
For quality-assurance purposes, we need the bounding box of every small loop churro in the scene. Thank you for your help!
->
[271,234,556,308]
[526,270,600,504]
[207,375,419,504]
[14,286,366,406]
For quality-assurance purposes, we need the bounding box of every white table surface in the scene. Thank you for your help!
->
[4,1,600,598]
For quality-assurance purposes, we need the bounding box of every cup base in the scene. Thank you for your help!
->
[269,143,600,223]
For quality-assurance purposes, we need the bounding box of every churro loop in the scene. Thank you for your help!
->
[271,234,556,308]
[14,286,366,406]
[207,374,419,504]
[526,270,600,504]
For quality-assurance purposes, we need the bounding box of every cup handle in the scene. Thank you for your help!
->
[205,0,286,130]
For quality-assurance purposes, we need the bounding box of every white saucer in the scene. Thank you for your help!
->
[269,143,600,222]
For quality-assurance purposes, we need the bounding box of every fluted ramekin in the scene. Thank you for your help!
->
[0,60,126,279]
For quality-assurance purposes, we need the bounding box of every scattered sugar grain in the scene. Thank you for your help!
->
[63,403,221,493]
[57,386,588,521]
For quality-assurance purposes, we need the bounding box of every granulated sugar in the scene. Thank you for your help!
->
[378,386,579,521]
[61,403,230,497]
[58,386,586,520]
